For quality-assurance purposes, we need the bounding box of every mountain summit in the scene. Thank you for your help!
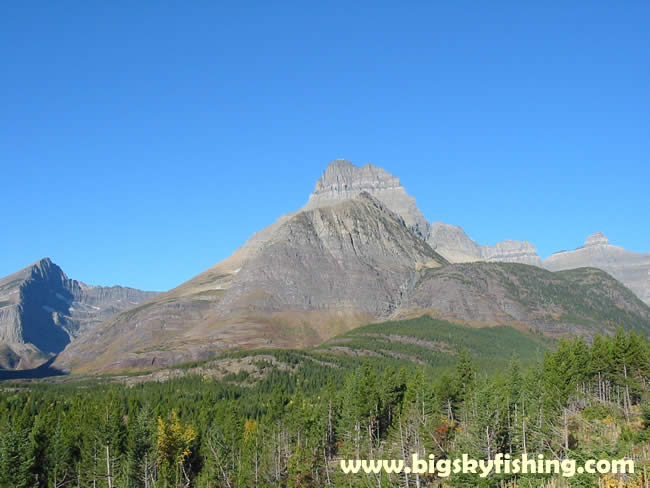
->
[304,160,430,238]
[305,161,543,267]
[584,232,610,247]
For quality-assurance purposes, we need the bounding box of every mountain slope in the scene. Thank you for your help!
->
[403,262,650,336]
[56,215,650,374]
[0,258,158,369]
[56,193,448,372]
[150,159,435,303]
[111,316,553,387]
[544,232,650,305]
[313,315,552,371]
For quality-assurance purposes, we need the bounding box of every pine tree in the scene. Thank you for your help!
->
[455,348,476,401]
[590,334,613,402]
[0,422,35,488]
[124,406,154,488]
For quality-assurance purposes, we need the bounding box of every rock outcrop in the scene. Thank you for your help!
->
[427,222,483,262]
[234,160,541,268]
[544,233,650,305]
[177,160,433,289]
[427,222,542,266]
[218,193,444,318]
[481,240,542,266]
[0,258,158,369]
[584,232,610,247]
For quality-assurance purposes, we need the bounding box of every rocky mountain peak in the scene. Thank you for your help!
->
[28,257,66,282]
[35,257,54,267]
[0,258,158,370]
[427,222,483,261]
[304,159,430,239]
[585,232,609,247]
[313,160,399,193]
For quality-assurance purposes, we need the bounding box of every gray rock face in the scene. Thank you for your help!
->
[544,233,650,305]
[218,193,444,318]
[429,227,648,304]
[219,159,540,270]
[304,160,431,239]
[186,159,430,281]
[481,240,542,266]
[0,258,158,369]
[427,222,542,266]
[427,222,483,262]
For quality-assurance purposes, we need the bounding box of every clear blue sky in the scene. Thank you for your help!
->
[2,1,649,291]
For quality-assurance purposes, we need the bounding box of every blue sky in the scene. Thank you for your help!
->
[2,1,649,291]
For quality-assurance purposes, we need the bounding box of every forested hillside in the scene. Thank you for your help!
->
[0,328,648,487]
[313,316,551,370]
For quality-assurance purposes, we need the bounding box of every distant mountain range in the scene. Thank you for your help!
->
[429,225,650,302]
[1,160,649,373]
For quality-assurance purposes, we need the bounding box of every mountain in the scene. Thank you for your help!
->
[50,160,650,374]
[401,262,650,336]
[305,161,541,266]
[544,232,650,305]
[0,258,158,369]
[427,222,483,262]
[303,159,431,238]
[427,222,542,266]
[56,173,650,373]
[55,193,449,372]
[427,226,650,307]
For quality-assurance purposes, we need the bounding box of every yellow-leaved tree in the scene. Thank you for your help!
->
[156,410,196,487]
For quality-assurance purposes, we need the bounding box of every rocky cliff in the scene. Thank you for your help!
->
[429,226,649,304]
[304,159,431,238]
[427,222,483,262]
[0,258,158,369]
[481,240,542,266]
[427,222,542,266]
